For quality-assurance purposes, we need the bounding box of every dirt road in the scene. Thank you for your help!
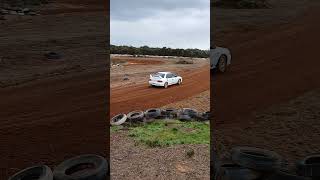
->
[0,0,109,178]
[0,71,108,178]
[110,67,210,116]
[213,3,320,126]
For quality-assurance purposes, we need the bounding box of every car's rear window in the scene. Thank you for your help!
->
[154,73,165,78]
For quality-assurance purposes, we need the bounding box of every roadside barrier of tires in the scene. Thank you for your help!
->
[215,146,319,180]
[8,154,109,180]
[110,108,211,126]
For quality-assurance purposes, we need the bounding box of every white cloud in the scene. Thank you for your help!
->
[110,0,210,50]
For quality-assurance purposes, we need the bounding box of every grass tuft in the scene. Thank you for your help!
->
[128,120,209,147]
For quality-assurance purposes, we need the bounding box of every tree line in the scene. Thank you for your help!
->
[110,45,209,58]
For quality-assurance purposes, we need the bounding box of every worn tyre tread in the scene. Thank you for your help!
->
[53,154,108,180]
[127,110,144,122]
[110,114,127,126]
[9,165,53,180]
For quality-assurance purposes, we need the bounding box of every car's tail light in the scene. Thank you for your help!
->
[157,80,162,82]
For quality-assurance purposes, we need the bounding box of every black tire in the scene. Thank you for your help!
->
[265,170,312,180]
[127,110,144,122]
[217,55,227,73]
[178,79,182,85]
[181,108,198,118]
[145,108,161,119]
[201,111,211,121]
[296,154,320,178]
[9,165,53,180]
[164,82,168,88]
[53,154,108,180]
[231,147,282,172]
[178,114,192,122]
[161,108,178,119]
[110,114,127,126]
[215,163,261,180]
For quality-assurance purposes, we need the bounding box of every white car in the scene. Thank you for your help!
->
[210,46,232,73]
[149,72,182,88]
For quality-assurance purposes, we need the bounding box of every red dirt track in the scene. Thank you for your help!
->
[0,0,109,178]
[110,67,210,116]
[2,1,320,179]
[0,71,108,178]
[213,4,320,126]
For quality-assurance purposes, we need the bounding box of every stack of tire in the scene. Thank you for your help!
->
[177,108,210,122]
[161,108,178,119]
[215,146,319,180]
[8,154,109,180]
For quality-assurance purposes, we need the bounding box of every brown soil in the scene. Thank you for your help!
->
[162,90,210,112]
[214,89,320,170]
[110,131,210,180]
[110,56,208,88]
[212,0,320,170]
[0,0,108,179]
[213,3,320,126]
[110,67,210,117]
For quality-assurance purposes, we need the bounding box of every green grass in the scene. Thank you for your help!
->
[110,125,122,133]
[128,120,209,147]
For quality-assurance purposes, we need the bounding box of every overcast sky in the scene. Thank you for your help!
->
[110,0,210,50]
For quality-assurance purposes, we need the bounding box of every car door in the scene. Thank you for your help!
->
[172,73,179,84]
[166,73,173,85]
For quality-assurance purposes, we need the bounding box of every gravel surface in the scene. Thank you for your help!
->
[111,130,210,180]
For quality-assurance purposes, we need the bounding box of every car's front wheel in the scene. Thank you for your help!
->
[218,55,227,73]
[178,79,182,85]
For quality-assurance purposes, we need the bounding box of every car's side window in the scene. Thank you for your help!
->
[166,74,172,78]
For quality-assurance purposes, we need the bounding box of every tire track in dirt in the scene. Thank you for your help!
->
[110,67,210,116]
[0,71,108,178]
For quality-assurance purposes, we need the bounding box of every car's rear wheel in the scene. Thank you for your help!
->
[218,55,227,73]
[164,82,168,88]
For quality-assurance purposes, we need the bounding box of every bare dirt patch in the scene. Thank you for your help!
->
[212,1,320,173]
[214,89,320,170]
[111,67,210,116]
[212,0,310,45]
[110,56,208,88]
[0,0,108,179]
[162,90,210,112]
[111,130,210,180]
